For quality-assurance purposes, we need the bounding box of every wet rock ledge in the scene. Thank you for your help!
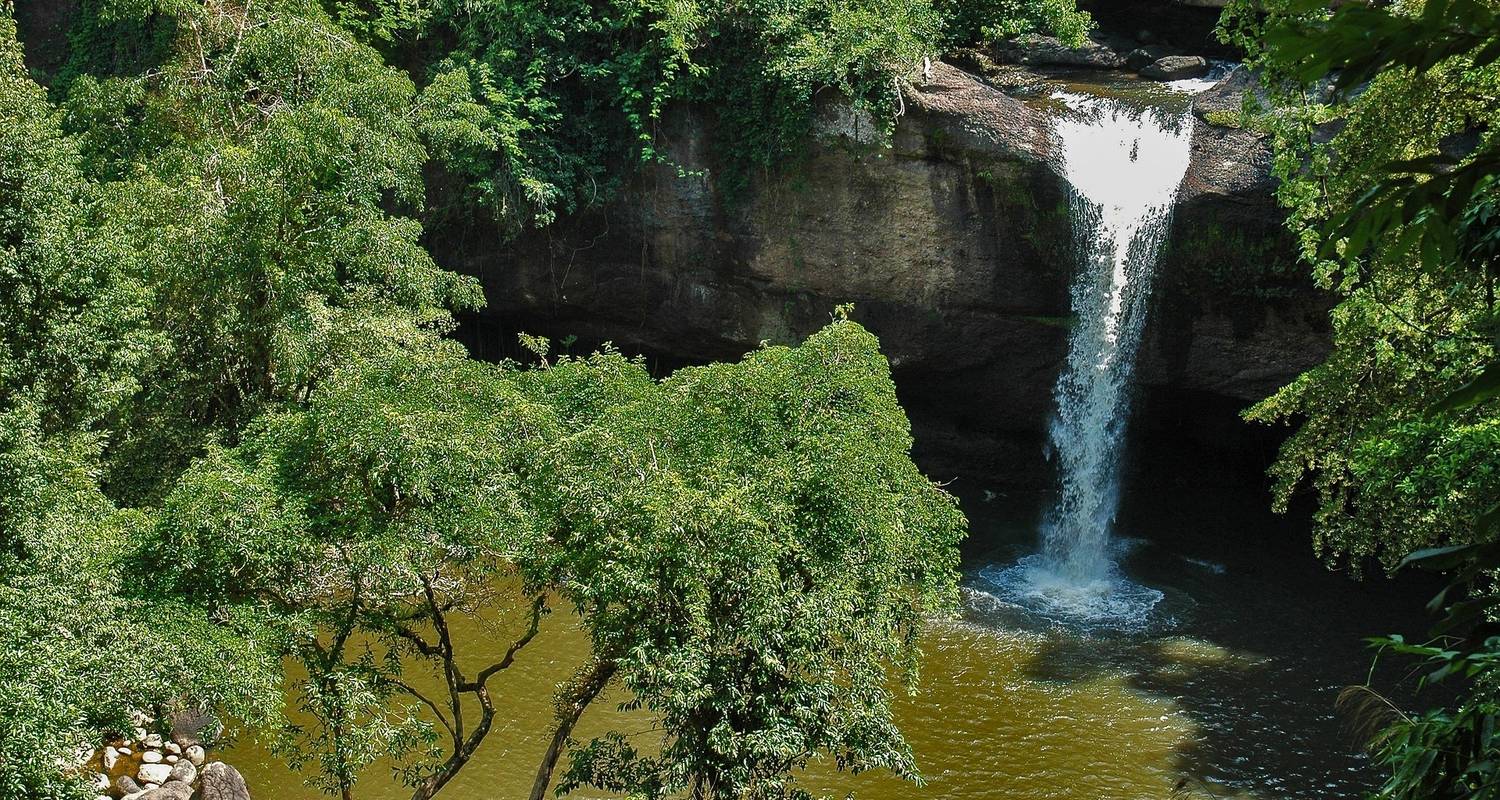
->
[436,58,1326,486]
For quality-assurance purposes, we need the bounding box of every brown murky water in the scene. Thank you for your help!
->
[228,487,1434,800]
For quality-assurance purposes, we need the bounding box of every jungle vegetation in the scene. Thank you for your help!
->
[1226,0,1500,796]
[15,0,1500,798]
[0,0,1089,798]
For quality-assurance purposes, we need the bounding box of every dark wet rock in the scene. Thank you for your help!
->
[1079,0,1238,58]
[1181,120,1276,201]
[115,775,142,796]
[1141,55,1210,80]
[10,0,78,81]
[992,34,1127,69]
[1126,46,1177,72]
[200,762,251,800]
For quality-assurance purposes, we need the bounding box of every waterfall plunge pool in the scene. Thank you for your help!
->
[227,484,1436,800]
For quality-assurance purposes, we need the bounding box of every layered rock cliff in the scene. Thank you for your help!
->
[437,62,1328,486]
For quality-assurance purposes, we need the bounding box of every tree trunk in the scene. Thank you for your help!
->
[528,660,617,800]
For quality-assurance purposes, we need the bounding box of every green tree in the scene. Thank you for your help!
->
[533,319,964,800]
[2,2,975,797]
[1226,1,1500,796]
[1224,0,1500,573]
[0,6,280,797]
[149,335,557,800]
[147,319,964,800]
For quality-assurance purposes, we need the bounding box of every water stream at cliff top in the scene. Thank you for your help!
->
[982,89,1194,630]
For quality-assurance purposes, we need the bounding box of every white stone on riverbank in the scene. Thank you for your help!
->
[138,763,173,784]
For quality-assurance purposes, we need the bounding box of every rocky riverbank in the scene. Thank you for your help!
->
[82,713,251,800]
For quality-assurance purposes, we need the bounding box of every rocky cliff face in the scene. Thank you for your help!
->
[437,62,1329,486]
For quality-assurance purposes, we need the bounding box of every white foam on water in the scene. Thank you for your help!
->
[1164,59,1238,95]
[977,556,1166,633]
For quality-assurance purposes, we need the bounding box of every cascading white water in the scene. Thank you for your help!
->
[1041,92,1194,579]
[982,89,1195,629]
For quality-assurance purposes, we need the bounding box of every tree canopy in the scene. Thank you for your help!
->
[1227,1,1500,796]
[0,0,1041,795]
[1223,0,1500,574]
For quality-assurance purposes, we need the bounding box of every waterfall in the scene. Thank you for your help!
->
[1041,92,1194,581]
[981,89,1194,629]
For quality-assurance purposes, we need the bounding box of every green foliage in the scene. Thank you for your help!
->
[315,0,1091,225]
[1233,2,1500,798]
[142,320,962,800]
[538,321,964,799]
[1232,0,1500,572]
[53,0,483,502]
[936,0,1090,48]
[1357,505,1500,800]
[1,8,280,796]
[149,336,553,797]
[1,0,981,796]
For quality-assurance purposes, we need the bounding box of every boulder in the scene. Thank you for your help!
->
[91,772,110,792]
[141,750,163,764]
[139,782,194,800]
[1193,65,1266,122]
[168,759,197,785]
[137,763,173,785]
[143,734,163,749]
[184,744,205,766]
[201,762,252,800]
[1141,55,1209,80]
[992,34,1126,69]
[1126,46,1175,72]
[103,746,120,771]
[164,742,181,756]
[115,775,142,796]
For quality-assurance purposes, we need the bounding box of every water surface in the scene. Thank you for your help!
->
[230,485,1432,800]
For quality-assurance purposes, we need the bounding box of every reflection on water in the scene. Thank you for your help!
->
[230,486,1431,800]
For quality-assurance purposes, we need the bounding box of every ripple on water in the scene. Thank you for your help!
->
[797,618,1199,800]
